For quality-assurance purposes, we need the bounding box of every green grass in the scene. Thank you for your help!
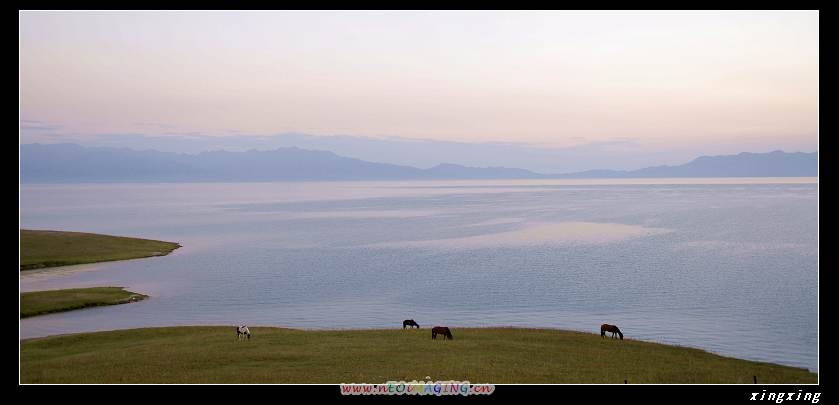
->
[21,287,147,318]
[20,229,180,270]
[19,326,817,384]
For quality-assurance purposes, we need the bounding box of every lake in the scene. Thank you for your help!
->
[19,178,819,371]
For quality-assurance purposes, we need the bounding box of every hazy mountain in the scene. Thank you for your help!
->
[558,151,818,178]
[20,144,817,182]
[20,143,426,182]
[24,132,657,174]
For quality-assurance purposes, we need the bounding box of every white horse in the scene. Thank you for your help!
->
[236,325,251,341]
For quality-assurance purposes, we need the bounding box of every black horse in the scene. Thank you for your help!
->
[431,326,453,340]
[403,319,420,329]
[600,324,623,340]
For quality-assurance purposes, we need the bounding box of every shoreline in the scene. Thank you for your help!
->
[20,287,147,318]
[20,229,181,271]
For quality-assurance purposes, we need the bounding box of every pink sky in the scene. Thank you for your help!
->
[20,11,818,157]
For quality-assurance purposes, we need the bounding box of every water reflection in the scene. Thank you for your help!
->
[365,221,671,249]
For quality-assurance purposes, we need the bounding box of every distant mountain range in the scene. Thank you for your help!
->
[20,143,817,182]
[554,150,818,178]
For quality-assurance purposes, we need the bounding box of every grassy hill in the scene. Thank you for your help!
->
[20,229,180,270]
[20,326,817,384]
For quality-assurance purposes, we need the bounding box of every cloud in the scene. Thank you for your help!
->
[20,124,60,131]
[162,131,205,137]
[20,118,63,132]
[133,122,178,129]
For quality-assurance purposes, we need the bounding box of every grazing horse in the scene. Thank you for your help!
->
[431,326,453,340]
[403,319,420,329]
[237,325,251,340]
[600,324,623,340]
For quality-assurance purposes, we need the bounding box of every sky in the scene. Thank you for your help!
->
[19,11,819,171]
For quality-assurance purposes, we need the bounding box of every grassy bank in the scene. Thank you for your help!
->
[20,229,180,270]
[21,287,147,318]
[20,326,817,384]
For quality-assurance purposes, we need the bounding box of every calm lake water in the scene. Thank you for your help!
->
[20,178,819,371]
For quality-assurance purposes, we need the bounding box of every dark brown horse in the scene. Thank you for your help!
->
[403,319,420,329]
[431,326,453,340]
[601,324,623,340]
